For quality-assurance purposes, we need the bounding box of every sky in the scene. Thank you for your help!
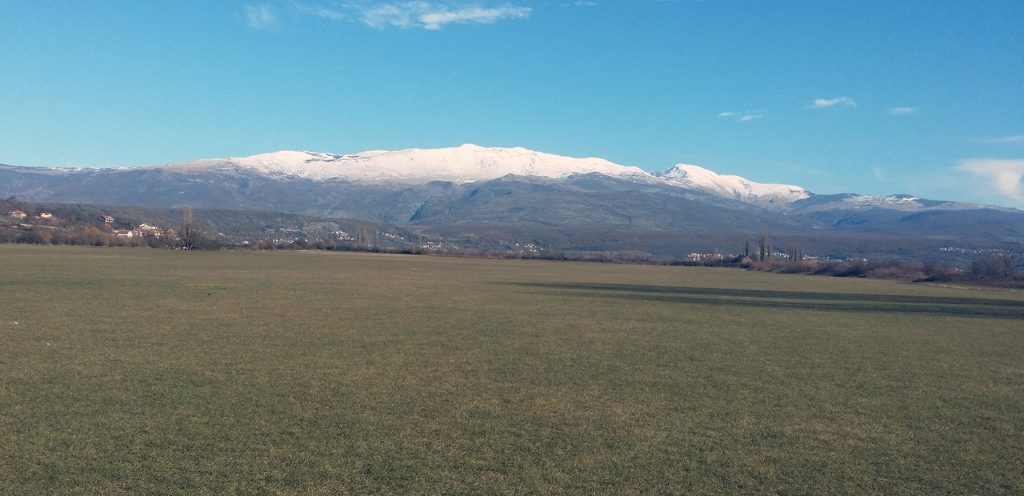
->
[1,0,1023,206]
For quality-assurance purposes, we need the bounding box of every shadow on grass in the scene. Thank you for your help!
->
[505,282,1024,320]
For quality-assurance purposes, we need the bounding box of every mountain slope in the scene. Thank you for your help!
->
[658,164,809,208]
[406,173,801,233]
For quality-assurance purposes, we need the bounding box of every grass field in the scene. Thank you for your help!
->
[2,245,1023,494]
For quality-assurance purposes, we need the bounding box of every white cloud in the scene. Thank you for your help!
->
[307,6,348,21]
[811,97,857,109]
[245,3,278,29]
[359,3,419,28]
[325,2,532,30]
[959,159,1024,203]
[420,5,531,29]
[573,1,598,5]
[886,106,917,116]
[718,111,761,122]
[985,135,1024,145]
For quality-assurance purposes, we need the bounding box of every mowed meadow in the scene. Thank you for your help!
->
[2,245,1023,495]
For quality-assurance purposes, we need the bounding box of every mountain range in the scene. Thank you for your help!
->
[2,144,1022,262]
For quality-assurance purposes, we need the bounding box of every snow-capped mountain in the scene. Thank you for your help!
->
[3,144,1022,262]
[159,144,652,185]
[793,194,995,212]
[658,163,809,207]
[5,144,1016,217]
[154,144,805,207]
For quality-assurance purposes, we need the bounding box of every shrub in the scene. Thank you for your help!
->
[920,260,956,281]
[17,230,46,245]
[810,261,859,276]
[867,261,923,280]
[774,260,820,274]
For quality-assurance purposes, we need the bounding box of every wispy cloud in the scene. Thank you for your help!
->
[571,0,598,6]
[718,111,761,122]
[304,2,531,30]
[245,3,278,29]
[811,97,856,109]
[959,159,1024,203]
[886,106,917,116]
[302,5,347,21]
[421,5,531,29]
[984,135,1024,145]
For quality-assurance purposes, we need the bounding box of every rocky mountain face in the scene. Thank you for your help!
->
[2,145,1022,261]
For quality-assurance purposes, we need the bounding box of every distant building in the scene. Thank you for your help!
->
[38,212,54,220]
[101,215,115,224]
[8,210,26,219]
[113,229,134,238]
[134,224,164,237]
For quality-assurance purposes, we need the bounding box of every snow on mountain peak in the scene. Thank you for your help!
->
[658,163,809,206]
[221,145,651,184]
[158,145,811,207]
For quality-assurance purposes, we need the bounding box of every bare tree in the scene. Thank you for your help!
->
[178,206,202,250]
[993,247,1022,279]
[759,234,771,262]
[788,244,803,262]
[971,245,1022,280]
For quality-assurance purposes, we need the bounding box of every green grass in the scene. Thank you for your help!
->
[1,245,1023,495]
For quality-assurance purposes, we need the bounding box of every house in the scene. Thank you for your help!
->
[136,224,163,237]
[101,215,115,224]
[113,229,134,238]
[134,225,163,237]
[38,212,54,220]
[8,210,27,219]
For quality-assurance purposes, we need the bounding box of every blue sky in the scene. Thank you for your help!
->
[1,1,1023,206]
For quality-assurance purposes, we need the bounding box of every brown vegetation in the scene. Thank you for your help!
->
[748,252,1024,289]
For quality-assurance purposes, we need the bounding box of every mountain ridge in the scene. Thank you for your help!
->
[2,145,1022,264]
[1,144,1018,214]
[4,145,822,209]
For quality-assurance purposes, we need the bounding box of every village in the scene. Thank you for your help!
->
[3,208,171,246]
